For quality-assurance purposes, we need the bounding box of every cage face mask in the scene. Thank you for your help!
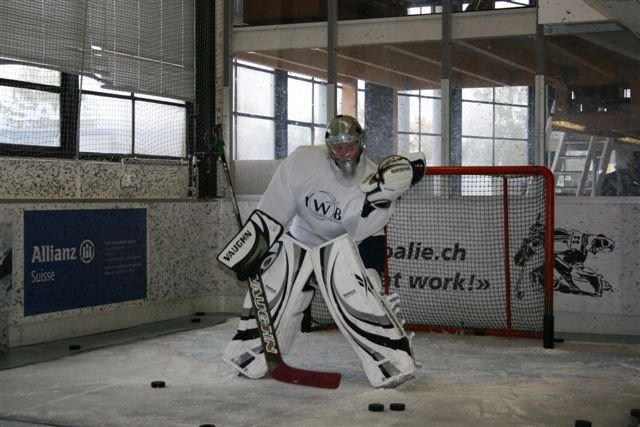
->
[325,115,365,176]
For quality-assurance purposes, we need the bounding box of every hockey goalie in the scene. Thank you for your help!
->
[217,115,424,388]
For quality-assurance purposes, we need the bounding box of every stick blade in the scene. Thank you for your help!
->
[271,363,341,389]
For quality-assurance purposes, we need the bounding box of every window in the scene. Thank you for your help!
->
[233,60,340,160]
[234,61,276,160]
[0,0,194,160]
[461,86,529,166]
[0,62,61,149]
[0,63,189,159]
[79,76,187,157]
[287,72,336,155]
[398,89,442,165]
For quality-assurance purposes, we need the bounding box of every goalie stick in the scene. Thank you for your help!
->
[213,125,341,389]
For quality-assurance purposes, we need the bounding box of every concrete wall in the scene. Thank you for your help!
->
[0,158,254,350]
[0,157,637,353]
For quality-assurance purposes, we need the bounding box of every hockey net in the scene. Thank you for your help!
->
[386,166,555,347]
[306,166,555,348]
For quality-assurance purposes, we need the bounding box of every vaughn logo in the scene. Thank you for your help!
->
[31,239,96,264]
[222,229,252,261]
[305,191,342,222]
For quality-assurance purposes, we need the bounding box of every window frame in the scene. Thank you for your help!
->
[0,67,193,161]
[459,86,532,167]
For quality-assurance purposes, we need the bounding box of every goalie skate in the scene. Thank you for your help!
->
[312,234,417,388]
[223,235,315,378]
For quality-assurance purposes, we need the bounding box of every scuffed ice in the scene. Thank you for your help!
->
[0,319,638,427]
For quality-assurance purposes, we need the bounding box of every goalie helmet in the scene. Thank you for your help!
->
[325,115,365,176]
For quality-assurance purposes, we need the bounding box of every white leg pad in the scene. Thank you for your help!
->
[312,234,417,388]
[223,235,314,378]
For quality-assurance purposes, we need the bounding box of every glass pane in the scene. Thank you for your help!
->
[236,66,275,117]
[357,84,365,125]
[398,93,442,136]
[313,125,325,146]
[462,101,493,137]
[495,105,528,139]
[495,86,528,105]
[313,83,327,124]
[496,1,530,9]
[599,147,640,196]
[79,94,132,154]
[135,101,186,157]
[287,124,311,155]
[288,77,312,122]
[236,116,274,160]
[409,96,420,133]
[0,63,60,86]
[421,135,441,166]
[495,139,528,166]
[0,86,60,146]
[462,87,493,102]
[421,97,441,134]
[397,133,419,154]
[136,93,185,104]
[398,95,411,133]
[81,75,128,95]
[461,137,493,166]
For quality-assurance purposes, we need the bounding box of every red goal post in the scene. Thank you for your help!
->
[385,166,555,348]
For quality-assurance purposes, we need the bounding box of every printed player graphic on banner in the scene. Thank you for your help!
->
[514,219,615,298]
[514,215,545,300]
[552,228,614,297]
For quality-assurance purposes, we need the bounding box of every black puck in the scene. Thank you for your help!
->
[368,403,384,412]
[68,344,81,351]
[199,424,215,427]
[191,317,201,323]
[390,403,406,411]
[195,312,206,316]
[575,420,591,427]
[150,380,166,388]
[631,408,640,418]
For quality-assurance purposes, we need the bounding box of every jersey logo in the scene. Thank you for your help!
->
[305,191,342,223]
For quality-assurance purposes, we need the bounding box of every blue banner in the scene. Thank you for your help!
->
[24,209,147,316]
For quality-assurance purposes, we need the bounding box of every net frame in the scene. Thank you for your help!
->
[385,166,555,348]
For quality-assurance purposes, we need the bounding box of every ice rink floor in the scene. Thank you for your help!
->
[1,317,639,427]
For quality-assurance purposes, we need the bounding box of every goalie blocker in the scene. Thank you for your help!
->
[217,209,283,281]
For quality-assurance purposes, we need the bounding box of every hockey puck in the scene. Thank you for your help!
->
[389,403,406,411]
[68,344,81,351]
[191,317,201,323]
[368,403,384,412]
[632,408,640,418]
[150,380,166,388]
[574,420,591,427]
[195,312,206,316]
[199,424,215,427]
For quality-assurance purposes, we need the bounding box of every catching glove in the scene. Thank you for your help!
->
[360,155,414,217]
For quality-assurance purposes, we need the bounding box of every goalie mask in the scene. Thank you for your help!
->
[325,115,365,176]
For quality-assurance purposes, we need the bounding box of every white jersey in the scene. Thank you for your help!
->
[257,145,393,248]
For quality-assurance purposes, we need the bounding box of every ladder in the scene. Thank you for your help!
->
[550,132,613,196]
